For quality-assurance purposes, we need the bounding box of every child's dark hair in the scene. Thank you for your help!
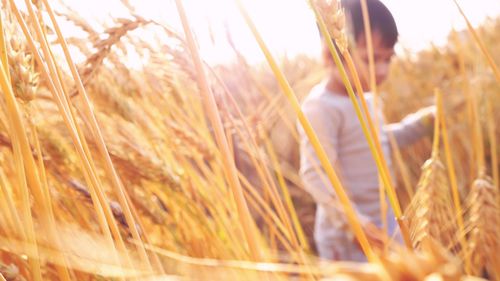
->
[342,0,398,48]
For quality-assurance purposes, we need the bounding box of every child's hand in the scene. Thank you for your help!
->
[360,222,389,251]
[446,94,466,113]
[416,105,436,128]
[416,94,466,129]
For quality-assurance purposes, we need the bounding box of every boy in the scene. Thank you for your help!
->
[298,0,434,261]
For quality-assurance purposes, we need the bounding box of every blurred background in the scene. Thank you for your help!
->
[56,0,500,64]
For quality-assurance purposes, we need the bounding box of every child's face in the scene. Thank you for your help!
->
[352,30,395,90]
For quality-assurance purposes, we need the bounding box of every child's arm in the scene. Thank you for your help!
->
[383,106,435,147]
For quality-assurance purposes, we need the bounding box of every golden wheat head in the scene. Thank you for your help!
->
[464,176,500,279]
[405,158,457,251]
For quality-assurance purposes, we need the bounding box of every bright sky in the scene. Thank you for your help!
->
[58,0,500,64]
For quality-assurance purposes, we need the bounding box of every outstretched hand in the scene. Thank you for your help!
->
[360,222,390,251]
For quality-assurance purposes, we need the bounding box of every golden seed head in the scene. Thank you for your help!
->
[465,175,500,277]
[405,158,457,250]
[7,44,39,103]
[313,0,348,53]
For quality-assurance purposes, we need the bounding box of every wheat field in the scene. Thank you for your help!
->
[0,0,499,280]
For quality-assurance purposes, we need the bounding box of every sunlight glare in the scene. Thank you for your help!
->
[57,0,500,65]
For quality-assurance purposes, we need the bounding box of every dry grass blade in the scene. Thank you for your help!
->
[379,238,463,281]
[452,0,500,83]
[8,0,138,275]
[485,99,498,188]
[41,0,162,272]
[438,88,469,271]
[0,226,153,278]
[137,239,477,281]
[174,0,262,261]
[0,13,49,280]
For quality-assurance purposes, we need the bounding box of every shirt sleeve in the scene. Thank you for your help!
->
[383,106,435,148]
[298,99,370,229]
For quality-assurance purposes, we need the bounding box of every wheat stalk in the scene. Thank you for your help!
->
[359,0,414,205]
[174,0,263,261]
[39,0,163,272]
[8,0,137,276]
[485,97,498,188]
[452,0,500,83]
[437,88,470,271]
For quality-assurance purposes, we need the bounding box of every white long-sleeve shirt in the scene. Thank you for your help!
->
[298,83,430,256]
